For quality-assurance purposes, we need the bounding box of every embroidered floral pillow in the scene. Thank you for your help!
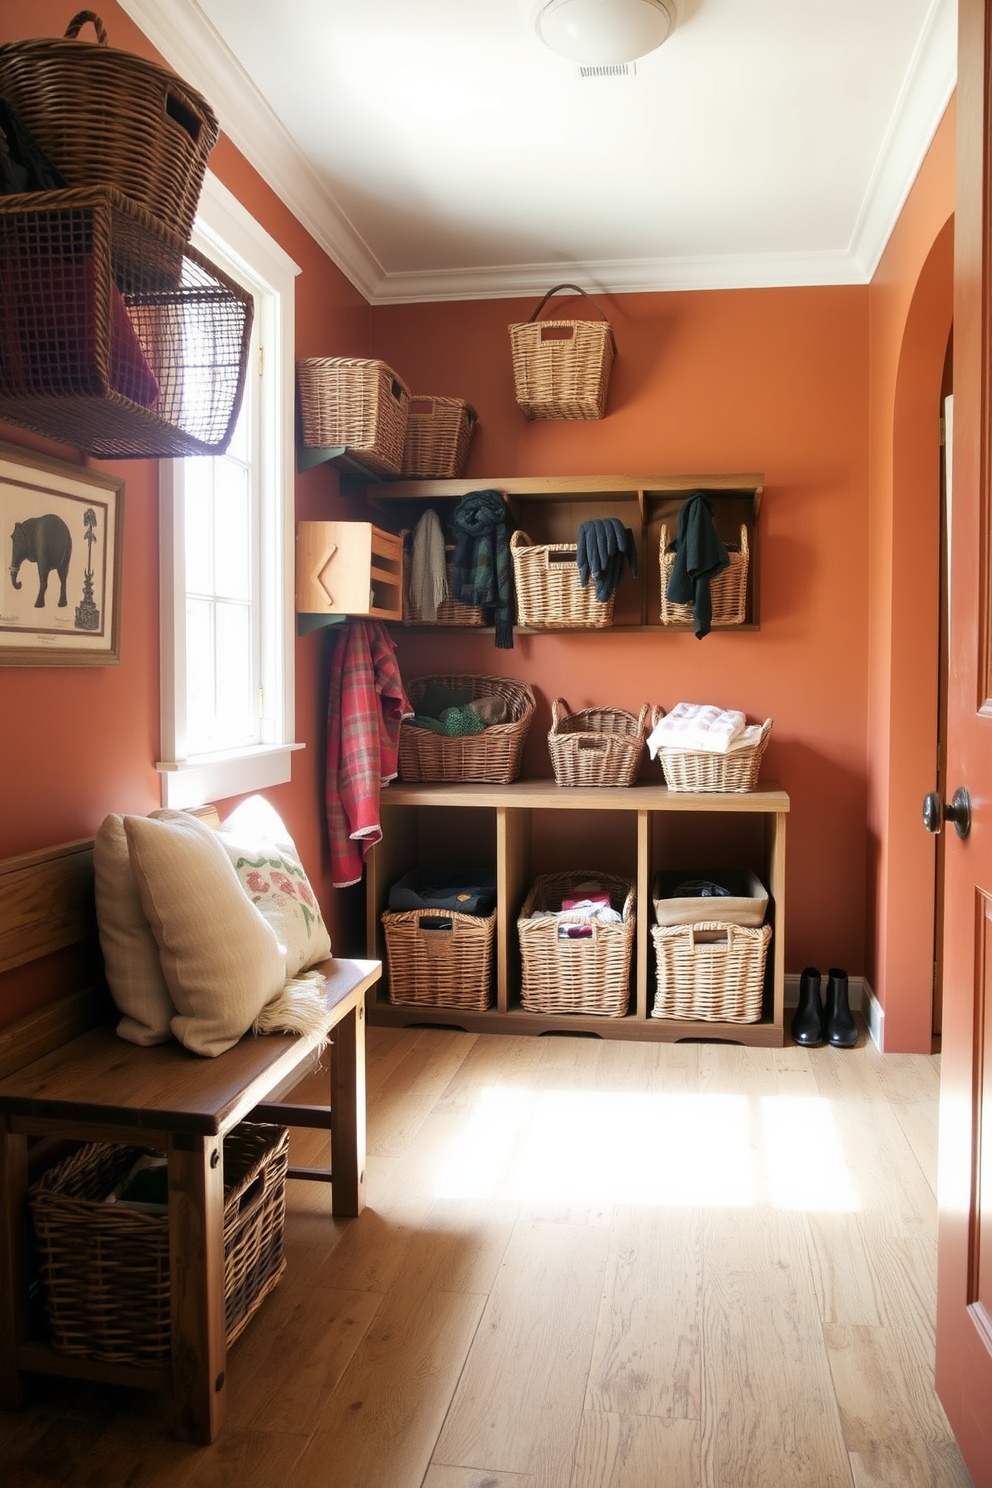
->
[218,798,332,976]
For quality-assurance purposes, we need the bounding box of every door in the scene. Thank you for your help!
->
[936,0,992,1476]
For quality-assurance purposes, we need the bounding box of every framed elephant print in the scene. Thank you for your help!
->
[0,443,124,665]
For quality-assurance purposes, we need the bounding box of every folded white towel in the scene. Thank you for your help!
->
[646,703,747,758]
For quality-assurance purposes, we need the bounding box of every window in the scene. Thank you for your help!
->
[158,173,301,808]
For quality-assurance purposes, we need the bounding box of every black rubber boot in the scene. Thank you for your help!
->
[824,967,858,1048]
[791,966,824,1046]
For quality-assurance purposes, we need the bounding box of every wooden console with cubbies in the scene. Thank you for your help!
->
[366,778,789,1047]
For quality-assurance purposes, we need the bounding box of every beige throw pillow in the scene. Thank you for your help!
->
[219,796,332,976]
[94,814,176,1046]
[124,810,286,1057]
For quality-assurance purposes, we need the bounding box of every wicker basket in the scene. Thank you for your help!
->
[509,284,615,420]
[403,540,486,626]
[658,719,773,794]
[0,186,253,457]
[383,905,496,1010]
[511,530,614,629]
[297,357,411,476]
[659,523,750,627]
[517,871,635,1016]
[0,12,218,242]
[548,699,655,787]
[400,396,477,479]
[398,673,536,783]
[28,1123,289,1366]
[651,920,772,1022]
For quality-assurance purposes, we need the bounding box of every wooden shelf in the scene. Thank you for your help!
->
[360,472,764,632]
[366,779,788,1047]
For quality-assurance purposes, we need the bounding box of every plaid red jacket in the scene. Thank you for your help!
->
[326,620,412,888]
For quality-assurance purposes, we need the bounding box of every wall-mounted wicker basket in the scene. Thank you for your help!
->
[0,186,253,458]
[400,395,477,479]
[511,530,614,629]
[659,522,750,627]
[548,699,655,787]
[27,1122,289,1366]
[509,283,615,420]
[0,11,218,242]
[296,356,410,476]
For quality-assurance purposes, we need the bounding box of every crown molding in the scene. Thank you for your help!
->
[114,0,385,300]
[367,250,869,305]
[847,0,956,279]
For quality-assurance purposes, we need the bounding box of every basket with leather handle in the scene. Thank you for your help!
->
[509,283,616,420]
[0,11,219,241]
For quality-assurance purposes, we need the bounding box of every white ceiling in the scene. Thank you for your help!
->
[117,0,956,304]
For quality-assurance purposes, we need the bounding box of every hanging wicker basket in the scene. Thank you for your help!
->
[509,283,615,420]
[0,12,219,241]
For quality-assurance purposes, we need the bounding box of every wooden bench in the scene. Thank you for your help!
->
[0,825,381,1444]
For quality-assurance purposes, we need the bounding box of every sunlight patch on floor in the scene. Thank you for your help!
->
[432,1087,859,1211]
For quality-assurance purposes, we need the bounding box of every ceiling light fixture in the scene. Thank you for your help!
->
[535,0,680,65]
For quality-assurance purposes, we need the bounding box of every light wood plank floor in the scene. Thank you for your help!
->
[1,1026,975,1488]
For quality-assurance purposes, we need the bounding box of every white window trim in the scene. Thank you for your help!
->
[157,171,302,809]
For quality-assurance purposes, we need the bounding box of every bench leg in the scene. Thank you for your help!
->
[329,1001,366,1217]
[167,1133,227,1444]
[0,1123,29,1409]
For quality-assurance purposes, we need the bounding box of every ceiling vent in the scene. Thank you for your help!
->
[578,61,637,78]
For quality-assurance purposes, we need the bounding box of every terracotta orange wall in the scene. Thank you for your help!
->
[370,286,872,979]
[0,0,370,1027]
[0,2,955,1048]
[866,101,955,1052]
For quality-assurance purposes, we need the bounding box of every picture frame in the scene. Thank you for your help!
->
[0,442,124,666]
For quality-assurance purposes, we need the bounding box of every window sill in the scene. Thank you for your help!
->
[156,743,305,809]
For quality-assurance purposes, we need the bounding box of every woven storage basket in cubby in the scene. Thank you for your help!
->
[400,395,477,479]
[28,1122,289,1365]
[657,719,772,794]
[0,185,253,457]
[651,920,771,1022]
[403,541,486,626]
[517,871,635,1017]
[0,11,218,242]
[398,673,536,783]
[511,530,614,629]
[509,284,615,420]
[548,699,655,787]
[383,905,496,1010]
[660,522,749,627]
[297,357,410,476]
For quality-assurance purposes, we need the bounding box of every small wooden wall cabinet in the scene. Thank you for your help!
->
[296,521,403,621]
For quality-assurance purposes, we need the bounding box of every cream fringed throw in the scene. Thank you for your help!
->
[252,968,330,1048]
[408,508,447,622]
